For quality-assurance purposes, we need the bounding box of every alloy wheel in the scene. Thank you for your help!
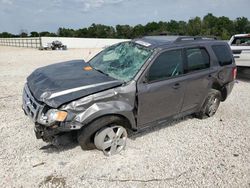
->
[94,125,127,156]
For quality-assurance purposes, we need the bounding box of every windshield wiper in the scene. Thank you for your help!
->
[95,68,110,77]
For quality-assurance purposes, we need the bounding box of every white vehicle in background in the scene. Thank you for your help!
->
[229,34,250,77]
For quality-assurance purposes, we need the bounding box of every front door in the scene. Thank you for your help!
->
[137,49,186,127]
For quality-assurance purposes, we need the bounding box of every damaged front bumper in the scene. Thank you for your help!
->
[23,84,80,142]
[23,118,81,144]
[34,123,77,146]
[34,121,82,142]
[34,123,60,142]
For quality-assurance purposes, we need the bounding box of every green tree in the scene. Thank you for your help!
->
[116,25,133,38]
[30,31,39,37]
[87,24,115,38]
[187,17,202,36]
[217,16,234,36]
[1,14,249,40]
[132,24,145,38]
[75,28,88,37]
[202,13,218,36]
[234,17,249,33]
[144,22,160,34]
[39,31,57,37]
[167,20,179,34]
[0,32,14,38]
[57,27,75,37]
[157,21,168,34]
[177,21,187,35]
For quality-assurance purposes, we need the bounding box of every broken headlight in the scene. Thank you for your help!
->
[46,109,68,124]
[38,109,68,125]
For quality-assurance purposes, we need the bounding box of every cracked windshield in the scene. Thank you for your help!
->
[89,42,153,82]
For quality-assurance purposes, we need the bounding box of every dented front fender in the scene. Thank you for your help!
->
[60,81,137,130]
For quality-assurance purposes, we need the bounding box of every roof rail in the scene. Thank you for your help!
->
[175,36,217,42]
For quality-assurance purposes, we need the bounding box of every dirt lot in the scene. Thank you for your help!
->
[0,46,249,188]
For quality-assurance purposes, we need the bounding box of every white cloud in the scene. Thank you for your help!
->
[73,0,125,12]
[0,0,124,13]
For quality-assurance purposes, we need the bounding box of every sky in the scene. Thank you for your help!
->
[0,0,250,34]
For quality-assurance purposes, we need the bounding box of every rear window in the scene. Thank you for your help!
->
[231,37,250,46]
[212,45,232,66]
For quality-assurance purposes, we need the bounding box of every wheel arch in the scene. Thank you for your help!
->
[89,114,133,131]
[211,82,227,101]
[75,101,137,131]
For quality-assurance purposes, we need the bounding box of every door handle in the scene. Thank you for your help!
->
[172,83,180,89]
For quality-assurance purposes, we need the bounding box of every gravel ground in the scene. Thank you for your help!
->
[0,46,249,188]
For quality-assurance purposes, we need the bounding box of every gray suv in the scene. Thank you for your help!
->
[22,36,236,156]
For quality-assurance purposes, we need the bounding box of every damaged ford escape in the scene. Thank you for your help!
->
[22,36,236,156]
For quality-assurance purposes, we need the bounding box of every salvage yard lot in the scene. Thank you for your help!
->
[0,46,249,187]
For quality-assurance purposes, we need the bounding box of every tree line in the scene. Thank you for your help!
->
[1,13,250,40]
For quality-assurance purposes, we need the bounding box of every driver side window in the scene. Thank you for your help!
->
[148,49,183,82]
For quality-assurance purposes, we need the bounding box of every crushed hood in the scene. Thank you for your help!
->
[27,60,123,108]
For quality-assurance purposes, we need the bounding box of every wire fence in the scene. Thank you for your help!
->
[0,37,42,48]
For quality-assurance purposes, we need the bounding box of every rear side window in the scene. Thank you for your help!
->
[186,48,210,72]
[231,37,250,46]
[212,45,232,66]
[148,50,183,82]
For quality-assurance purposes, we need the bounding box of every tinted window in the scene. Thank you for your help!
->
[148,50,183,82]
[212,45,232,66]
[186,48,210,72]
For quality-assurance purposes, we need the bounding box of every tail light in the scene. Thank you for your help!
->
[232,67,237,80]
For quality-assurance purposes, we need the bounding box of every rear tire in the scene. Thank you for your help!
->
[77,116,129,150]
[195,89,221,119]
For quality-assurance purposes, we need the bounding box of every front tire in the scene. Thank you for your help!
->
[77,116,128,152]
[196,89,221,119]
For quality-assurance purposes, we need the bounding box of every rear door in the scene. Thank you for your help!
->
[180,47,212,112]
[137,49,186,127]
